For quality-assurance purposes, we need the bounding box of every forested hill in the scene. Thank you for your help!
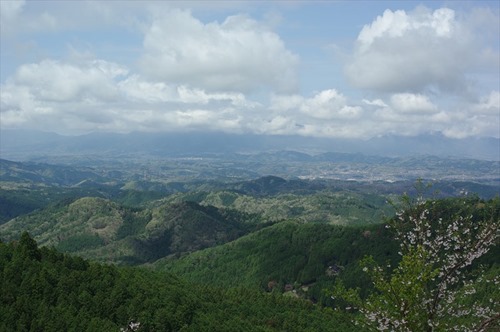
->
[0,198,262,265]
[0,197,498,330]
[156,221,400,302]
[0,233,354,331]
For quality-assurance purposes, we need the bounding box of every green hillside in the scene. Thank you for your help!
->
[0,233,356,331]
[156,221,400,303]
[0,198,260,264]
[1,192,498,330]
[157,196,500,306]
[163,188,392,225]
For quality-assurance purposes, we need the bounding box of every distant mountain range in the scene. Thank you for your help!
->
[1,129,498,161]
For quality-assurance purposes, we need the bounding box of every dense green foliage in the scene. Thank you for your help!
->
[157,221,400,303]
[0,233,356,331]
[164,188,392,225]
[0,190,45,225]
[0,180,394,264]
[0,198,262,265]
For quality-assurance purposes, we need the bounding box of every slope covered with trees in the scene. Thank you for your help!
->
[156,221,400,304]
[0,198,261,264]
[164,188,391,225]
[1,158,499,331]
[0,233,354,331]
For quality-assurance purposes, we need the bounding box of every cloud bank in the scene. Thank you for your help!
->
[0,3,498,139]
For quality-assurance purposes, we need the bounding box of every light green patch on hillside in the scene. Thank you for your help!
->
[66,197,124,241]
[162,190,390,225]
[0,197,146,256]
[0,197,261,264]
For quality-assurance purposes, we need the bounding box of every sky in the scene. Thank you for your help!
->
[0,0,499,139]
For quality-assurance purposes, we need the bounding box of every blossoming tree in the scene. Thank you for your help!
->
[333,194,499,331]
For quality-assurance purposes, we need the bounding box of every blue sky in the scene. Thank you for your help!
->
[1,0,498,138]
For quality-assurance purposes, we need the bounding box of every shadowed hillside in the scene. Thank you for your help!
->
[0,198,260,264]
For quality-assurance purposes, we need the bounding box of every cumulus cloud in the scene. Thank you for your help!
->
[300,90,362,120]
[390,93,438,113]
[9,59,128,102]
[271,89,362,120]
[0,59,130,132]
[117,74,259,108]
[1,3,498,140]
[433,91,499,138]
[117,75,177,103]
[357,7,455,48]
[264,89,366,138]
[360,90,500,139]
[139,9,299,93]
[345,7,491,94]
[1,56,497,139]
[0,58,257,134]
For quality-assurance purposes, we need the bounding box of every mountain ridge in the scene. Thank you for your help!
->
[2,129,498,161]
[0,197,260,264]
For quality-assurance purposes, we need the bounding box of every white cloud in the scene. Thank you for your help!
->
[139,9,299,93]
[345,6,491,94]
[254,115,296,135]
[118,74,258,107]
[362,90,500,139]
[176,86,257,107]
[456,91,500,138]
[0,85,34,126]
[264,90,366,138]
[271,89,362,120]
[390,93,438,113]
[118,75,177,103]
[0,57,256,134]
[299,90,362,120]
[473,91,500,115]
[1,59,498,139]
[269,94,303,112]
[0,2,498,140]
[357,8,455,49]
[10,59,127,102]
[362,99,388,108]
[430,91,499,138]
